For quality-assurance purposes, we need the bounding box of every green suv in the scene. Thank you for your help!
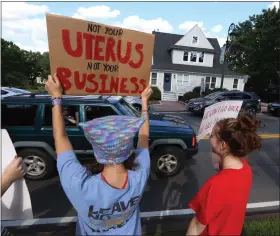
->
[2,94,198,180]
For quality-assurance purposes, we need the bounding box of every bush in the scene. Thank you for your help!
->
[183,91,200,102]
[151,86,161,100]
[193,86,201,93]
[183,87,229,102]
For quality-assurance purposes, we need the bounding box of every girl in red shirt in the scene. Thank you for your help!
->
[186,111,262,235]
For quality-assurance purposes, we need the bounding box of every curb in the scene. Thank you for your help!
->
[4,208,279,236]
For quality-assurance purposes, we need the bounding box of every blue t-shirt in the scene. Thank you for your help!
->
[57,148,150,235]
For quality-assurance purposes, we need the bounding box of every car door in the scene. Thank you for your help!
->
[39,103,87,159]
[240,93,258,110]
[1,102,40,143]
[78,104,122,160]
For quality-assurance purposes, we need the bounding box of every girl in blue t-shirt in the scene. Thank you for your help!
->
[45,74,153,235]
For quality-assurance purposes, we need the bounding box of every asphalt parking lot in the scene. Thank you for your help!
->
[3,111,279,236]
[21,111,279,219]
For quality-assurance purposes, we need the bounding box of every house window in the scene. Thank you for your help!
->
[151,73,157,85]
[205,77,216,89]
[211,77,216,89]
[183,51,189,61]
[192,36,198,44]
[190,51,197,62]
[198,52,204,63]
[233,79,239,89]
[183,74,190,86]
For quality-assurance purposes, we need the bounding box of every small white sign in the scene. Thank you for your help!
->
[197,101,243,141]
[1,129,33,220]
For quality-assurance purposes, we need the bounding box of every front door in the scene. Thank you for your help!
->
[163,73,172,91]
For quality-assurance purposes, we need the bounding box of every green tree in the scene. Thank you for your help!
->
[227,7,280,93]
[1,39,28,87]
[22,50,43,86]
[39,52,50,80]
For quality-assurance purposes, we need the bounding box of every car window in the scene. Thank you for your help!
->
[222,93,241,100]
[1,90,8,95]
[204,92,222,99]
[44,105,80,127]
[242,93,252,99]
[85,105,118,121]
[120,99,140,117]
[2,104,38,126]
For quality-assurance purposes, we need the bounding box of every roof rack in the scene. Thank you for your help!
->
[8,92,117,103]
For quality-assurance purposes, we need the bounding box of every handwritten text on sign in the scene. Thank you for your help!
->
[197,100,243,141]
[46,14,155,96]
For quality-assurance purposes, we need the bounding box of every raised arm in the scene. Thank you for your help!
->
[45,74,73,155]
[137,85,153,149]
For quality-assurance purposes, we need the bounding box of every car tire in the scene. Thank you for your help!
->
[18,148,56,181]
[132,104,142,112]
[151,146,185,177]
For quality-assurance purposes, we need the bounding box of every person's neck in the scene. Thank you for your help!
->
[102,164,126,174]
[222,155,244,170]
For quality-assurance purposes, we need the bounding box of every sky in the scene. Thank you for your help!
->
[2,1,279,53]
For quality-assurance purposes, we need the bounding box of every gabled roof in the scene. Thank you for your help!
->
[151,31,245,77]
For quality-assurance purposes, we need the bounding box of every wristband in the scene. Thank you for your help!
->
[52,97,62,106]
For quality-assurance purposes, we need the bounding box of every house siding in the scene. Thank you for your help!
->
[172,49,214,67]
[175,25,214,50]
[150,71,246,100]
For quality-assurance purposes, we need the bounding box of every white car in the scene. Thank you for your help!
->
[1,87,31,98]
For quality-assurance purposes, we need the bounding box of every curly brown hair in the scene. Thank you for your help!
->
[213,110,262,157]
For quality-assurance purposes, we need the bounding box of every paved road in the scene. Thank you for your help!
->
[25,112,279,219]
[158,111,279,135]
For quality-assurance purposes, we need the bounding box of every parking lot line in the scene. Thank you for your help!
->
[198,134,280,140]
[2,201,279,227]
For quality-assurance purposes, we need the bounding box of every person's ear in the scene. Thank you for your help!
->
[220,140,229,153]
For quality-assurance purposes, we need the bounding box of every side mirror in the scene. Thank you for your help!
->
[217,97,224,102]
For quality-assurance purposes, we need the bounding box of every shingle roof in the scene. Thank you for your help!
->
[151,31,245,77]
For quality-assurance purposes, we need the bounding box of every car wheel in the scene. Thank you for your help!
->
[151,146,185,177]
[247,107,257,116]
[132,104,142,112]
[18,148,56,181]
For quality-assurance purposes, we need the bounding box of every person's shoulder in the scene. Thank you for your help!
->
[135,148,149,157]
[205,172,228,189]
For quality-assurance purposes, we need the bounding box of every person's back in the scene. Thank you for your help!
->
[187,111,261,236]
[45,74,153,235]
[58,148,150,235]
[196,158,252,235]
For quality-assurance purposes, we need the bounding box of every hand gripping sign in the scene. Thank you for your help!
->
[1,129,33,220]
[46,14,155,96]
[197,101,243,141]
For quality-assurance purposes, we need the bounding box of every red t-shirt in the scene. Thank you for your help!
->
[189,159,252,235]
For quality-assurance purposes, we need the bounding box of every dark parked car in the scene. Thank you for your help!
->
[267,101,280,116]
[1,94,198,181]
[124,96,143,111]
[186,90,261,116]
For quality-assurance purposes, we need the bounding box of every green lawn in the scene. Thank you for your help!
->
[143,217,280,236]
[243,218,280,236]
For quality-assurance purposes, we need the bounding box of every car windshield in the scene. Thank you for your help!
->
[120,98,141,117]
[204,92,222,99]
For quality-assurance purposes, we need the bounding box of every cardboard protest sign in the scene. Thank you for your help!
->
[46,13,155,96]
[197,101,243,141]
[1,129,33,220]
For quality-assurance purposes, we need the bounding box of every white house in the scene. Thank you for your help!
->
[150,25,248,101]
[36,77,46,84]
